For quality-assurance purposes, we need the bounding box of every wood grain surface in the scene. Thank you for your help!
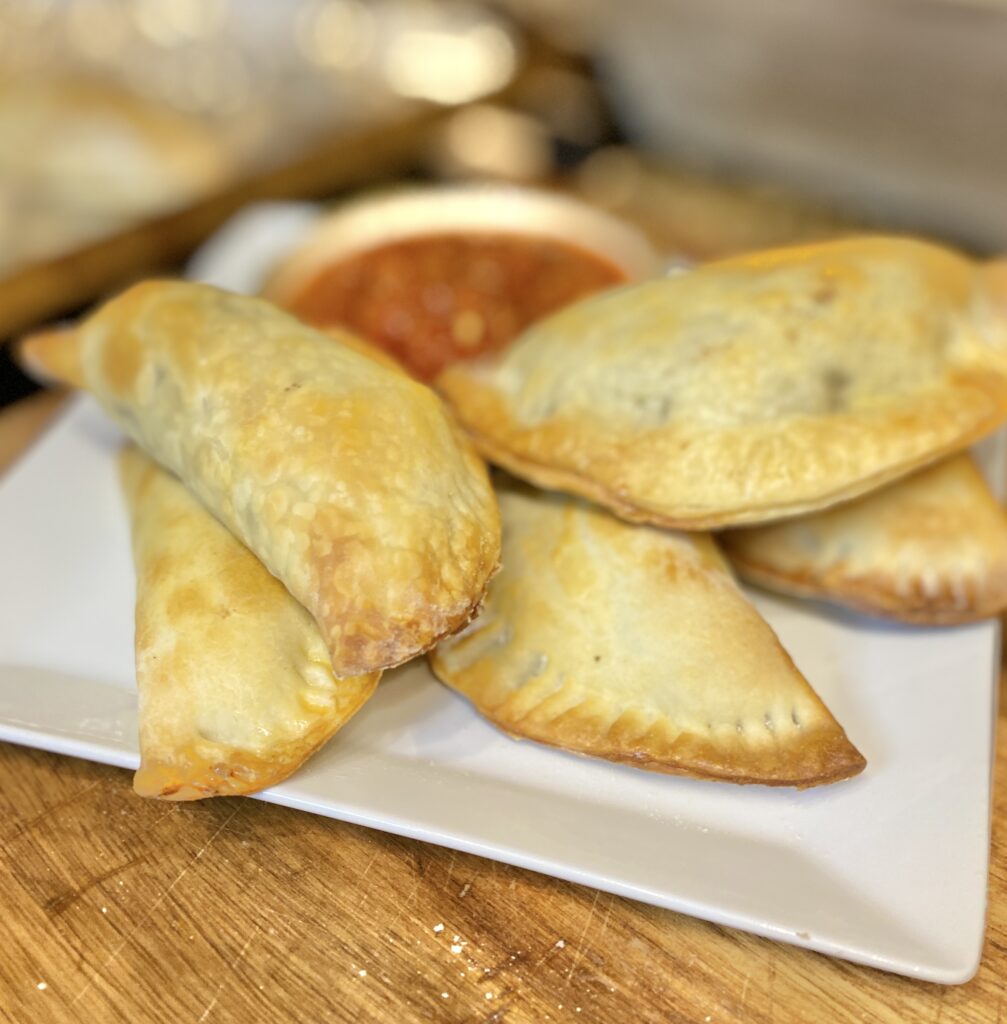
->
[1,394,1005,1024]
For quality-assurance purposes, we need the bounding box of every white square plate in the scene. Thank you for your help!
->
[0,204,998,984]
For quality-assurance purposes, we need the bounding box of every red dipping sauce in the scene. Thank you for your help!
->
[282,232,628,382]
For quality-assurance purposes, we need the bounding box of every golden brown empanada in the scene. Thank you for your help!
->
[438,238,1007,529]
[21,281,501,676]
[121,447,380,800]
[721,453,1007,625]
[430,481,866,787]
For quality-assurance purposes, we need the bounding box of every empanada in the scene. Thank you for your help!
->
[438,238,1007,528]
[121,447,379,800]
[722,453,1007,625]
[21,281,501,676]
[430,481,866,787]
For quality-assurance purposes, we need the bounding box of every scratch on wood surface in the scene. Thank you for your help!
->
[404,876,422,909]
[258,904,319,938]
[444,849,458,891]
[389,872,423,930]
[68,806,239,1008]
[196,923,259,1023]
[534,941,562,968]
[566,891,600,981]
[2,779,102,850]
[146,803,180,829]
[353,850,379,907]
[359,850,378,880]
[44,851,148,917]
[410,845,427,878]
[354,849,380,909]
[595,894,614,946]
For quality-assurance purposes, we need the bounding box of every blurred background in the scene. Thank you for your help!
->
[1,0,1005,406]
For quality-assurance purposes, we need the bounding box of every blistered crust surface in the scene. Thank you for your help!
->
[120,448,380,800]
[83,281,501,676]
[723,454,1007,625]
[431,482,865,787]
[438,237,1007,528]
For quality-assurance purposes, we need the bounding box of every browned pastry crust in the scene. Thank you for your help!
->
[121,447,380,800]
[20,281,502,676]
[431,481,865,788]
[723,454,1007,625]
[437,238,1007,529]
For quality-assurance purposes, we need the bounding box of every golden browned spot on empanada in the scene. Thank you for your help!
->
[21,281,501,676]
[430,480,865,787]
[120,447,380,800]
[437,237,1007,529]
[722,453,1007,625]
